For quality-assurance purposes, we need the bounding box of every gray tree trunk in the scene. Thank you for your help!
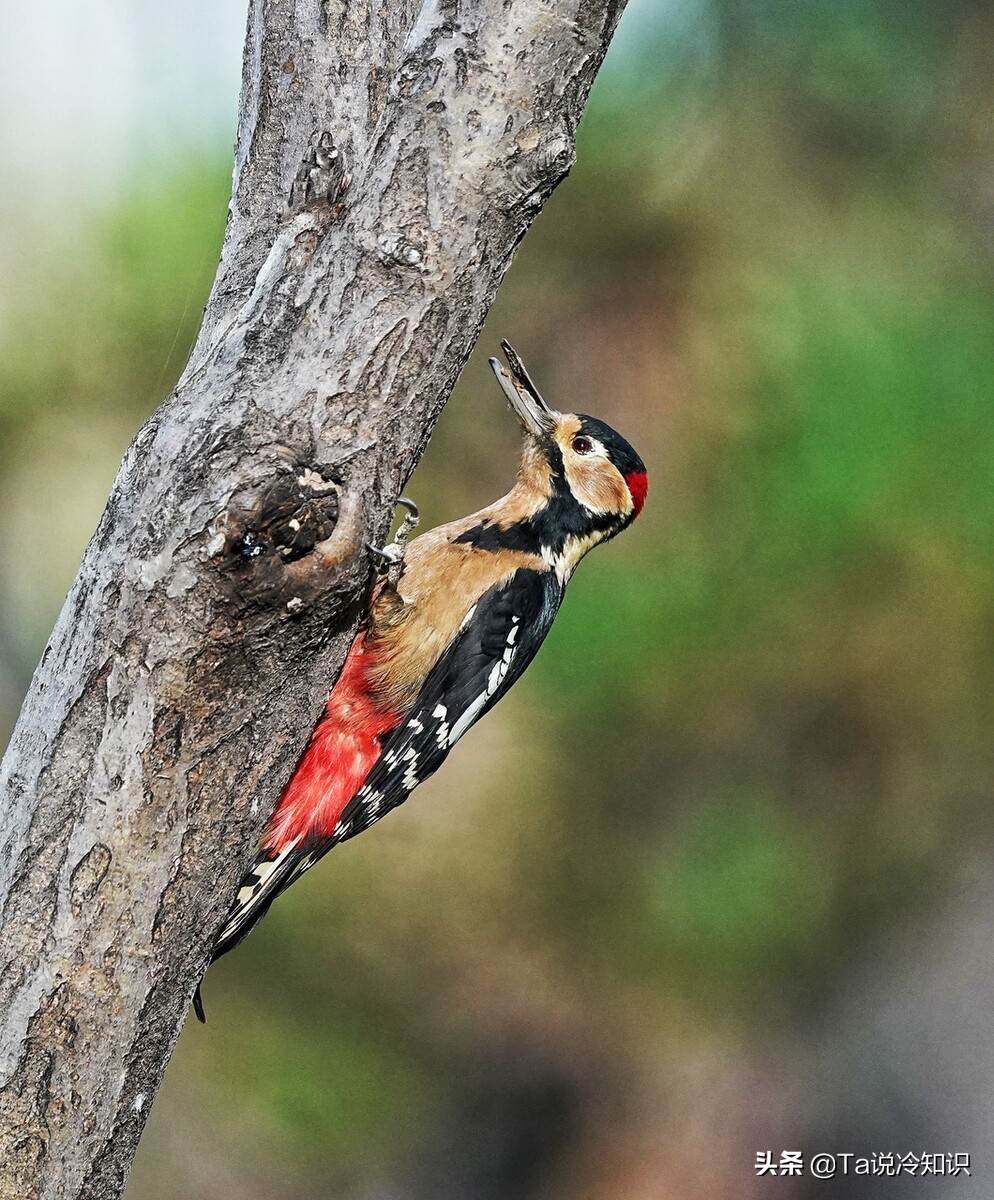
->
[0,1,628,1197]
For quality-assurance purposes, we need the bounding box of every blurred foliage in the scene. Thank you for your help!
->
[0,155,228,438]
[3,1,994,1196]
[0,157,229,678]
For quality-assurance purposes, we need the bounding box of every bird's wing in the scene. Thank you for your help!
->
[334,566,563,844]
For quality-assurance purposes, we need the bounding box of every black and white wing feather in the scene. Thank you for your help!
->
[334,567,562,844]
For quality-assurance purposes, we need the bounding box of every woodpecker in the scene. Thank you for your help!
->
[193,341,646,1020]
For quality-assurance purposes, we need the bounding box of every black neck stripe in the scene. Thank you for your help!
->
[454,501,623,556]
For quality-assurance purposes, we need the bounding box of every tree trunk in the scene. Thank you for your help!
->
[0,1,627,1197]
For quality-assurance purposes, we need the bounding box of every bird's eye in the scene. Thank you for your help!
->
[572,435,594,455]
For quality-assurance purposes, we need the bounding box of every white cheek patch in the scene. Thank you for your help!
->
[562,439,626,517]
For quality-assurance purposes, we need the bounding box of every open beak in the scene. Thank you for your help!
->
[488,340,558,437]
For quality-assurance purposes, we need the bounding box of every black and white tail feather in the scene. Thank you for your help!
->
[193,838,315,1021]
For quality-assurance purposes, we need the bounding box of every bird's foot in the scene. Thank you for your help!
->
[367,497,419,582]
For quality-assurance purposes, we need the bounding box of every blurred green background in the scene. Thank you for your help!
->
[3,0,994,1196]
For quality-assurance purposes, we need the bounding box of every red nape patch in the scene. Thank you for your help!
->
[625,471,648,518]
[262,633,399,851]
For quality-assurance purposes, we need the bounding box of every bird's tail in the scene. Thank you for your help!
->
[192,838,314,1022]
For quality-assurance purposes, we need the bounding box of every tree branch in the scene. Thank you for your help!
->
[0,1,628,1196]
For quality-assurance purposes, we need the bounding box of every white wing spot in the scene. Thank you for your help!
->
[429,705,450,746]
[448,692,489,746]
[400,753,420,792]
[485,621,519,697]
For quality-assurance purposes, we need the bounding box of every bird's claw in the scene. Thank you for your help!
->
[367,540,404,571]
[392,496,419,551]
[369,496,419,580]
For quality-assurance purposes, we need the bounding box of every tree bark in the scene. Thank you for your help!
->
[0,1,627,1197]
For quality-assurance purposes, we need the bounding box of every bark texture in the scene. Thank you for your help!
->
[0,1,627,1196]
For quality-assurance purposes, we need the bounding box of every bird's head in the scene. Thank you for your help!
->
[489,341,648,553]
